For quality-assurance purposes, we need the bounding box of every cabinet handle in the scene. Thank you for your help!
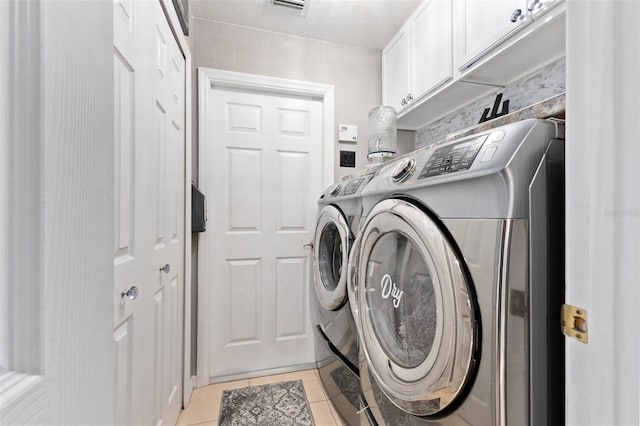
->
[510,8,522,22]
[406,93,413,101]
[401,98,407,106]
[527,0,539,12]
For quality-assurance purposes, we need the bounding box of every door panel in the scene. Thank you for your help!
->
[227,103,262,133]
[276,257,308,339]
[113,1,144,424]
[114,320,133,426]
[153,7,185,425]
[153,101,167,248]
[227,149,262,231]
[227,259,261,344]
[277,152,309,231]
[153,287,165,425]
[209,88,322,378]
[114,1,185,424]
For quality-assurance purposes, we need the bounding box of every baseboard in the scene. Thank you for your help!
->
[209,362,318,384]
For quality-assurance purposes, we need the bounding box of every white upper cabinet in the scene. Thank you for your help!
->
[383,0,452,114]
[411,0,453,98]
[383,0,565,129]
[455,0,529,70]
[382,26,410,113]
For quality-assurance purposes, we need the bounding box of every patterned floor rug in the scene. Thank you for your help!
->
[218,379,315,426]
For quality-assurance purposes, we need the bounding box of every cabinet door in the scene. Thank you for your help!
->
[411,0,452,99]
[382,25,410,113]
[456,0,529,69]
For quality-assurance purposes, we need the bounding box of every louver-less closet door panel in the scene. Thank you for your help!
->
[113,1,185,425]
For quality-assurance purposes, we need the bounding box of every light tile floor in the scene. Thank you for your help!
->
[177,369,347,426]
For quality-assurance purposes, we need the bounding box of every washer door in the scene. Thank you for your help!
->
[313,205,352,311]
[353,198,478,417]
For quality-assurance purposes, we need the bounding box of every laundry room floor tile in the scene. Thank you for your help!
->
[309,400,337,425]
[327,399,349,426]
[176,369,343,426]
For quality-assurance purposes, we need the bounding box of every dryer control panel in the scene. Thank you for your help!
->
[418,134,488,179]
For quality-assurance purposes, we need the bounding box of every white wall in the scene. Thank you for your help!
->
[566,1,640,424]
[190,18,382,183]
[397,129,416,157]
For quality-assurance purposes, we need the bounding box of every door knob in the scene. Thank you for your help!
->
[121,285,139,301]
[406,93,413,101]
[160,264,171,274]
[527,0,539,12]
[510,8,522,22]
[401,98,407,106]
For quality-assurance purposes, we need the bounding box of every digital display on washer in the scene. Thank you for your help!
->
[341,176,368,196]
[418,134,489,179]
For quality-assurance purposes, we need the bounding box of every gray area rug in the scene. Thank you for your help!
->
[218,379,315,426]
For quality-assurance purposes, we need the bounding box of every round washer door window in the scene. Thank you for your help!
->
[354,198,478,416]
[313,205,351,311]
[366,232,438,370]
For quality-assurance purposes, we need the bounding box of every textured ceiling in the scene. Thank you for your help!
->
[190,0,422,50]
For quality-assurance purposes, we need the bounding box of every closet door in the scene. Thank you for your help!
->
[149,4,186,425]
[113,1,185,424]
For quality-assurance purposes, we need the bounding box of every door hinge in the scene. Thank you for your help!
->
[561,304,589,343]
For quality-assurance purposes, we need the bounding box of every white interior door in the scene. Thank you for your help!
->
[150,4,185,424]
[113,1,185,424]
[207,87,322,379]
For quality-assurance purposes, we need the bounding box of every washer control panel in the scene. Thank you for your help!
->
[341,176,368,195]
[418,134,489,179]
[321,173,375,199]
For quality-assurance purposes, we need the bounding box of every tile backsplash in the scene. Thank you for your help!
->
[416,58,566,149]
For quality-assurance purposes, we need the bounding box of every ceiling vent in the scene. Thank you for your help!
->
[272,0,305,10]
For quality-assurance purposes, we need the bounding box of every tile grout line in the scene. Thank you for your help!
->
[184,420,217,426]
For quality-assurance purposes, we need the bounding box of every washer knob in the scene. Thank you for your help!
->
[392,158,416,182]
[329,184,341,197]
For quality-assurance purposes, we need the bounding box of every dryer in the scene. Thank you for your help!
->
[313,171,379,425]
[349,119,565,425]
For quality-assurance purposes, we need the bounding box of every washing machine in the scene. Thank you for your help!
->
[313,170,381,425]
[348,119,565,425]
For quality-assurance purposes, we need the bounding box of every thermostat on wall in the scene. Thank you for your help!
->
[338,124,358,143]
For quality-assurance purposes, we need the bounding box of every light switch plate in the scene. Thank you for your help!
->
[338,124,357,143]
[340,150,356,168]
